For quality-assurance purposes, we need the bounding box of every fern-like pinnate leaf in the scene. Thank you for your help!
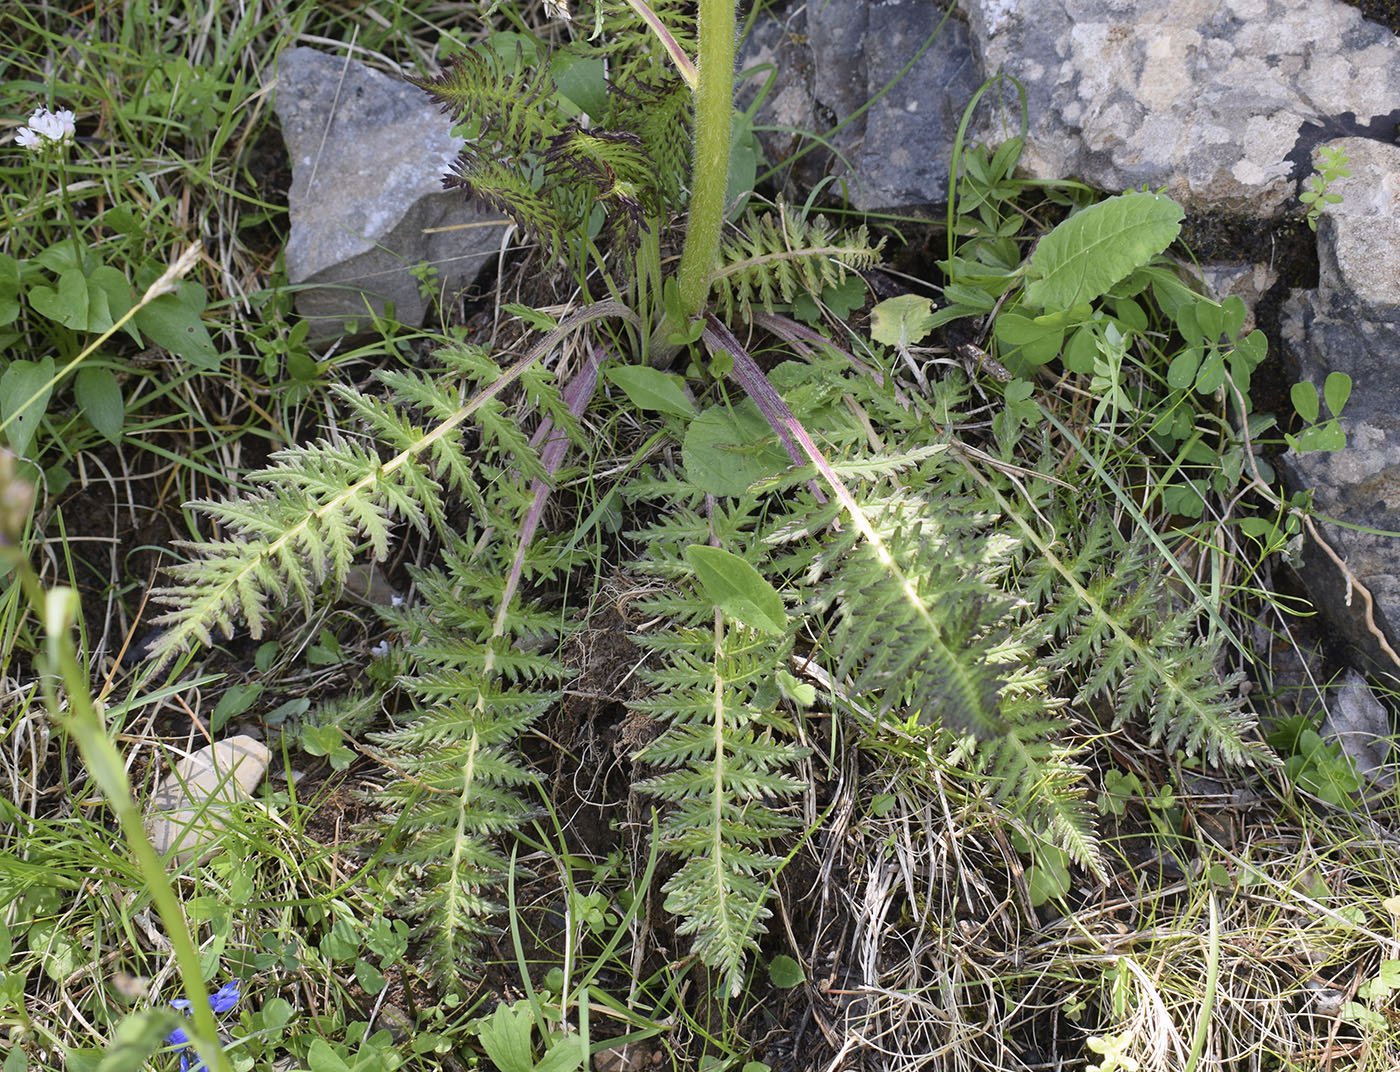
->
[817,491,1017,740]
[627,495,808,997]
[415,39,688,272]
[1018,516,1261,767]
[148,342,563,667]
[633,624,807,998]
[146,436,433,670]
[366,480,570,980]
[712,203,884,323]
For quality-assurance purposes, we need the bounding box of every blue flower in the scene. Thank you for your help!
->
[165,982,240,1071]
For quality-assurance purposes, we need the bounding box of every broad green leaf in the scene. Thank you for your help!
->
[302,724,344,759]
[1234,329,1267,370]
[1194,299,1227,341]
[1290,382,1320,423]
[319,918,359,963]
[211,683,262,733]
[1024,192,1183,311]
[992,312,1064,370]
[725,111,760,220]
[775,669,815,706]
[35,239,84,274]
[940,283,999,312]
[307,1039,352,1072]
[88,266,135,336]
[685,544,787,635]
[261,997,294,1033]
[0,254,19,329]
[682,400,788,496]
[1062,325,1099,374]
[1325,371,1352,416]
[354,956,388,995]
[549,52,607,117]
[476,1002,537,1072]
[134,281,218,370]
[1,356,55,457]
[27,269,89,329]
[604,365,695,417]
[74,367,124,442]
[1194,349,1226,394]
[1025,856,1070,907]
[1107,296,1148,333]
[869,295,936,347]
[1221,295,1247,338]
[1288,420,1346,453]
[768,954,805,989]
[1167,348,1201,391]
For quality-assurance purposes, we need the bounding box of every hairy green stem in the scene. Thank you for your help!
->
[655,0,735,360]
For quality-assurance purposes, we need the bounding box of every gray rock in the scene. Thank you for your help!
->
[146,735,271,866]
[1313,138,1400,319]
[1276,138,1400,676]
[961,0,1400,215]
[741,1,983,211]
[275,48,507,340]
[1319,669,1393,788]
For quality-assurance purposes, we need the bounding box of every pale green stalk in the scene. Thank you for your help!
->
[0,549,232,1072]
[651,0,736,360]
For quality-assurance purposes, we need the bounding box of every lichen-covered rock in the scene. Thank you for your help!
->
[275,48,507,340]
[960,0,1400,215]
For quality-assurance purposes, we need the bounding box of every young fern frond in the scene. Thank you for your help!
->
[711,203,885,322]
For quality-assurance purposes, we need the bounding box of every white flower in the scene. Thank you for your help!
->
[15,108,75,151]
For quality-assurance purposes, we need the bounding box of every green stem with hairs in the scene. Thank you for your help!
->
[654,0,736,360]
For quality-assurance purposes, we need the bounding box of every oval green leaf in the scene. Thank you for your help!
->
[1025,192,1184,312]
[133,281,218,370]
[604,365,696,417]
[0,356,55,458]
[870,295,936,347]
[682,400,789,496]
[768,954,805,989]
[1290,381,1320,424]
[1324,371,1352,417]
[75,367,124,442]
[685,544,786,635]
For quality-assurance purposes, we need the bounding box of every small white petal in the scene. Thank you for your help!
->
[15,128,39,149]
[21,107,76,145]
